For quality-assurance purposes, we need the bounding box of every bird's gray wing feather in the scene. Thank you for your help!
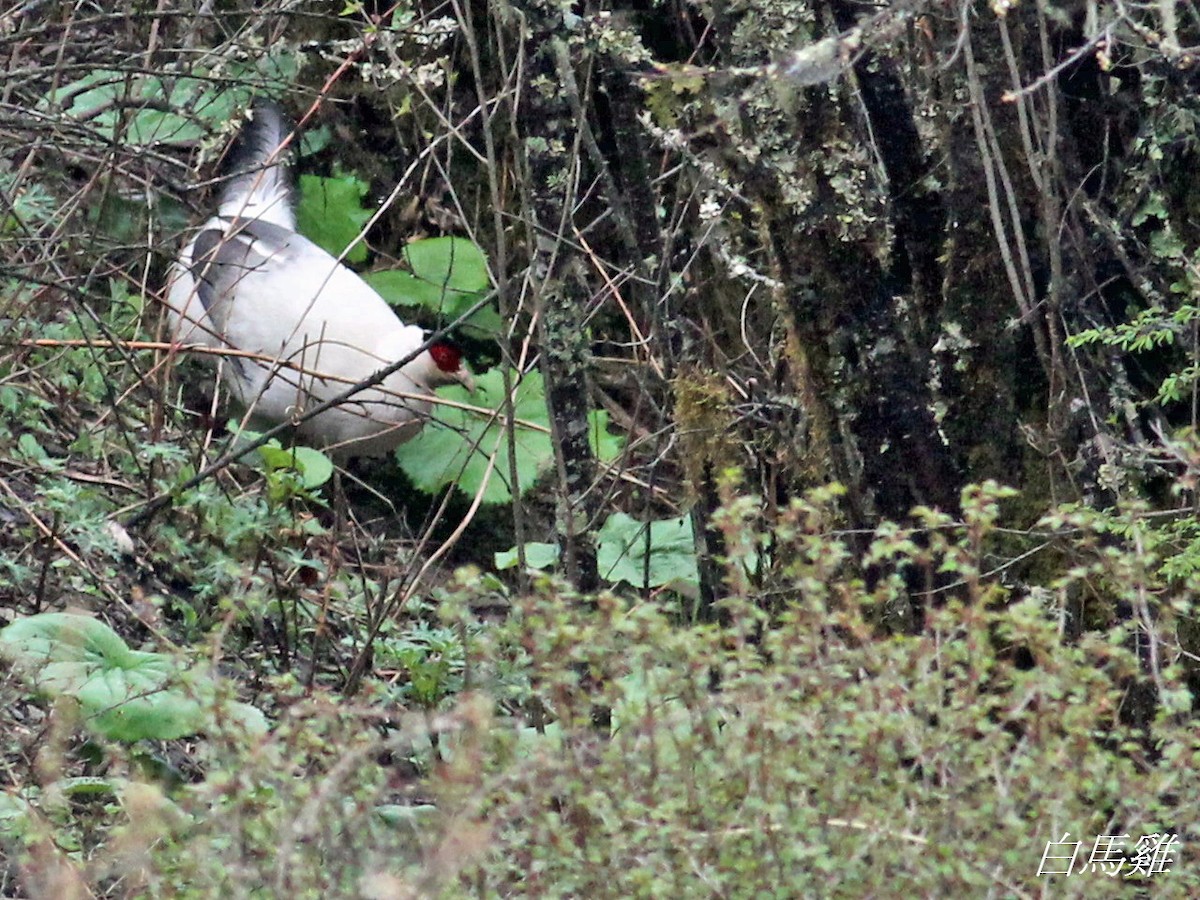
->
[189,219,294,318]
[189,219,299,380]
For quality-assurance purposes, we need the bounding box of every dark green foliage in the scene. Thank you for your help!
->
[295,172,373,264]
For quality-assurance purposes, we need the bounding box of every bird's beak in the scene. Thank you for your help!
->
[456,369,477,394]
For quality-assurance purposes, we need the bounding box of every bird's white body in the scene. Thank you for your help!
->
[165,103,471,457]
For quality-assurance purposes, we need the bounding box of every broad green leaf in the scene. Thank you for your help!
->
[300,125,333,157]
[2,175,55,232]
[289,446,334,489]
[0,613,266,742]
[396,368,618,504]
[46,71,245,147]
[0,793,30,841]
[590,409,624,462]
[0,613,201,741]
[258,444,333,489]
[364,236,501,339]
[296,173,372,263]
[47,69,125,118]
[395,368,551,504]
[596,512,699,592]
[363,268,444,309]
[228,422,333,490]
[495,541,560,571]
[404,236,488,294]
[16,433,48,462]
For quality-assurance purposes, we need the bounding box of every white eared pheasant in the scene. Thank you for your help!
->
[165,100,474,458]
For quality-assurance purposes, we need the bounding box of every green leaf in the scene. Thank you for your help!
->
[300,125,333,157]
[596,512,699,592]
[228,421,333,490]
[404,236,488,294]
[46,71,245,147]
[396,368,619,504]
[258,444,333,489]
[296,173,372,263]
[16,433,48,463]
[0,613,266,742]
[590,409,624,463]
[1132,194,1167,227]
[362,269,443,309]
[0,793,31,841]
[0,613,200,741]
[395,368,551,504]
[495,541,560,571]
[364,236,500,339]
[257,445,295,470]
[289,446,334,489]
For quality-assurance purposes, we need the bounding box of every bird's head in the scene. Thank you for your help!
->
[422,340,476,393]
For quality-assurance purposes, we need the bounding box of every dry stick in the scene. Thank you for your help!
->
[997,20,1045,193]
[120,292,496,530]
[451,0,534,591]
[398,436,500,602]
[1000,24,1110,103]
[19,338,536,425]
[343,314,541,690]
[576,230,664,379]
[26,332,658,489]
[20,337,338,361]
[962,27,1051,377]
[344,433,501,692]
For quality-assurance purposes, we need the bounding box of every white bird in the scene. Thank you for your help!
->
[165,101,475,458]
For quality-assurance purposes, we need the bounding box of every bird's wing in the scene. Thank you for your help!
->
[188,218,295,319]
[187,217,425,386]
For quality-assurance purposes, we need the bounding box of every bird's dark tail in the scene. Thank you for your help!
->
[217,100,296,230]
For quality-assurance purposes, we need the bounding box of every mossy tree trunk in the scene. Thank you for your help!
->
[514,2,602,593]
[474,0,1198,624]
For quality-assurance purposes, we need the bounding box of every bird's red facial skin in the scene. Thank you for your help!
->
[429,341,463,373]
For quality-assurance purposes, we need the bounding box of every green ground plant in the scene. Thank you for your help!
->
[4,484,1197,897]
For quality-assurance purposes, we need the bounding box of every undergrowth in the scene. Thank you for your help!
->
[3,483,1199,897]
